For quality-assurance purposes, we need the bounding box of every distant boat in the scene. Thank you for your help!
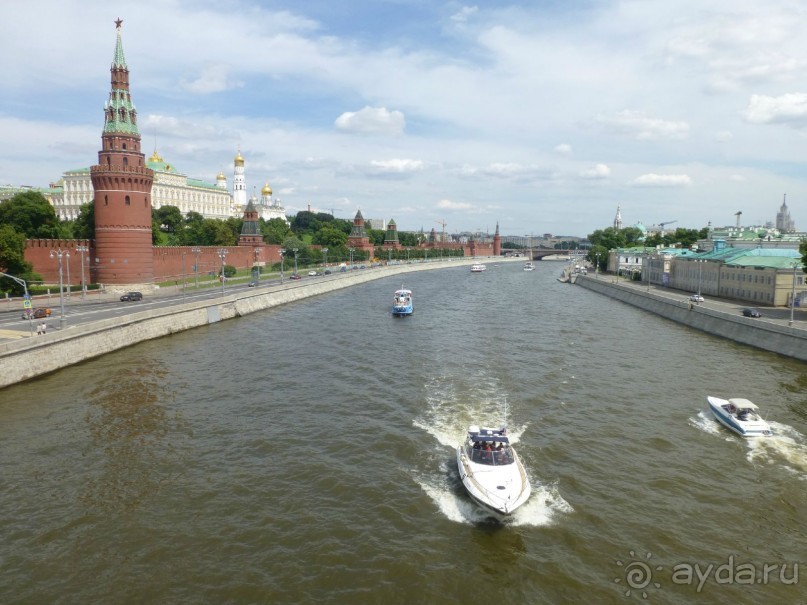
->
[471,262,486,273]
[392,287,413,316]
[523,261,535,271]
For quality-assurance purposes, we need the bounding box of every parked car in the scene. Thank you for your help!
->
[324,268,332,275]
[689,294,705,302]
[248,281,258,287]
[289,274,302,281]
[22,307,52,319]
[308,270,318,276]
[742,308,762,318]
[120,291,143,302]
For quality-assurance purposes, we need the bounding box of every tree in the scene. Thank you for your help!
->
[0,224,41,294]
[262,218,290,244]
[154,205,184,234]
[801,239,807,273]
[0,191,61,238]
[367,229,385,246]
[312,225,348,248]
[70,202,95,241]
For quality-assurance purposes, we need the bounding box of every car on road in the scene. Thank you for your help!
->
[22,307,52,319]
[742,308,762,318]
[289,274,302,281]
[689,294,705,303]
[324,268,332,275]
[308,270,318,276]
[248,281,258,287]
[120,291,143,302]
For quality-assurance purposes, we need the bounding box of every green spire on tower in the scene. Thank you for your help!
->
[112,18,127,68]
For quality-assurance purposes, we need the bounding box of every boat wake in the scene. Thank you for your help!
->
[412,372,572,525]
[746,422,807,478]
[689,410,732,440]
[691,412,807,477]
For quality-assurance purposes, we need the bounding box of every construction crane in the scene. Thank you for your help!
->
[735,211,742,228]
[435,219,447,243]
[658,220,677,236]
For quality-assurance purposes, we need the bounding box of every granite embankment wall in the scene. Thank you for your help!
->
[0,259,496,389]
[576,275,807,361]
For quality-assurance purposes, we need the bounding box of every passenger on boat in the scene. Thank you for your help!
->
[473,441,481,450]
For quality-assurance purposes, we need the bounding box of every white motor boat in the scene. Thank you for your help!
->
[456,425,531,518]
[706,396,772,437]
[471,262,486,273]
[523,261,535,271]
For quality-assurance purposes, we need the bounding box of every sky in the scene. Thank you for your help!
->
[2,0,807,238]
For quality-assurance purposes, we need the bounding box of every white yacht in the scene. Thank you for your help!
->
[523,261,535,271]
[470,262,486,273]
[456,425,531,518]
[706,396,772,437]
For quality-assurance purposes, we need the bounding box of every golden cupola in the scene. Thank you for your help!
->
[261,182,272,196]
[234,150,244,166]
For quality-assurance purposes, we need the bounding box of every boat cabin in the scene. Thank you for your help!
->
[465,426,514,466]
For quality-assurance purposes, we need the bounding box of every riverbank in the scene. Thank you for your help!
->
[0,257,515,388]
[576,274,807,361]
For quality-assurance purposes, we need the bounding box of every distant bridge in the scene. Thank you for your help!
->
[503,248,587,261]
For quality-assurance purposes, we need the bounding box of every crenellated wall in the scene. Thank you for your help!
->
[23,241,283,288]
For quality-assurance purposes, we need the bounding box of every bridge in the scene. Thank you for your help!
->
[504,248,587,261]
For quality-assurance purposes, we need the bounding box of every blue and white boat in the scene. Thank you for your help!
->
[392,287,413,316]
[707,396,772,437]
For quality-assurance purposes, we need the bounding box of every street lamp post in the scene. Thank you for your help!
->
[322,248,328,271]
[595,252,600,278]
[217,248,229,296]
[280,249,286,283]
[293,248,299,276]
[181,250,187,302]
[65,251,71,298]
[349,248,355,270]
[790,262,799,326]
[49,249,66,329]
[76,245,88,298]
[696,259,703,300]
[192,247,201,289]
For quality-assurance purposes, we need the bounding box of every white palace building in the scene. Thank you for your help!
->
[36,149,287,224]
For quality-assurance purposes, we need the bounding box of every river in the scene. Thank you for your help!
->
[1,261,805,604]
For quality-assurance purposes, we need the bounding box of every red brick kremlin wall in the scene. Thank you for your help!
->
[24,241,283,287]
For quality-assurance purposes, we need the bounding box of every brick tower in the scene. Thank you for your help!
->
[90,18,154,288]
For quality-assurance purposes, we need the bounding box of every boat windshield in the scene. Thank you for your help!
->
[467,445,514,466]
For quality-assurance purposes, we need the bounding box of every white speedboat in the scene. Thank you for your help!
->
[706,396,772,437]
[471,262,486,273]
[392,287,413,316]
[456,425,531,518]
[523,261,535,271]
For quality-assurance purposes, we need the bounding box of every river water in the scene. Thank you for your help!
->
[2,261,806,604]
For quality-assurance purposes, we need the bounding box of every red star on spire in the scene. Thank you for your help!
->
[115,17,123,29]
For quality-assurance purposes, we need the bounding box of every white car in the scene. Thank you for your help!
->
[689,294,704,302]
[308,270,318,276]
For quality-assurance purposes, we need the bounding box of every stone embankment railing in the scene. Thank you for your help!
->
[0,258,508,388]
[576,275,807,361]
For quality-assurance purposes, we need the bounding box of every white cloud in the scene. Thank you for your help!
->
[369,158,422,173]
[554,143,573,156]
[437,199,472,210]
[729,174,746,182]
[595,110,689,140]
[334,106,405,136]
[630,173,692,187]
[742,93,807,127]
[451,6,478,23]
[714,130,733,142]
[180,64,244,94]
[580,163,610,179]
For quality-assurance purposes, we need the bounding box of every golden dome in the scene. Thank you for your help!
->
[261,182,272,196]
[217,171,226,181]
[148,149,163,163]
[234,150,244,166]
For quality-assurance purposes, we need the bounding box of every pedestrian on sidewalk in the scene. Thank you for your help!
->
[36,323,42,336]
